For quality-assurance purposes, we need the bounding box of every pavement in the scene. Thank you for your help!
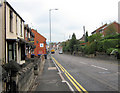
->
[32,56,71,92]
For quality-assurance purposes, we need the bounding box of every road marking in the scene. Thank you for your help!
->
[79,62,87,65]
[52,56,88,93]
[48,67,56,70]
[91,65,108,70]
[51,57,75,91]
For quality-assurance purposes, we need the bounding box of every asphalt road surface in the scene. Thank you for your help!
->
[52,50,119,92]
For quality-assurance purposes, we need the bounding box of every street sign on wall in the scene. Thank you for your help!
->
[40,43,44,47]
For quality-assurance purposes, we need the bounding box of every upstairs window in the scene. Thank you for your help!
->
[16,15,18,35]
[10,10,13,32]
[20,20,22,37]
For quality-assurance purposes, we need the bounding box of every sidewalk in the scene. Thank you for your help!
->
[32,56,71,92]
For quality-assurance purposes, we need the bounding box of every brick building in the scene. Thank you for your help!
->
[91,22,120,36]
[31,29,47,58]
[24,24,35,58]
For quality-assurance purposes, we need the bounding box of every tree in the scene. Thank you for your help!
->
[69,33,77,54]
[88,33,102,43]
[85,31,88,42]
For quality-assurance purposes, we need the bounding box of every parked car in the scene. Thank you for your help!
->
[59,49,63,54]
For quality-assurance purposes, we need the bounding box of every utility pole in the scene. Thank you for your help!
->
[49,9,58,59]
[83,26,86,41]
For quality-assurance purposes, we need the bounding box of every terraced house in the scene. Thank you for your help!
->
[0,1,25,64]
[24,24,35,58]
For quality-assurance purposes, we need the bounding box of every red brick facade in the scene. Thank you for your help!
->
[31,29,47,57]
[91,22,120,36]
[103,22,120,35]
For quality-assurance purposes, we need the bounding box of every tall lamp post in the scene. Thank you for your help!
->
[49,9,58,58]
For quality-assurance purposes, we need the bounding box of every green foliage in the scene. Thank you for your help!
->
[97,41,104,52]
[62,30,120,56]
[63,33,78,53]
[80,41,85,44]
[84,42,97,54]
[101,34,120,40]
[106,48,116,55]
[69,33,78,53]
[102,39,118,52]
[85,31,88,42]
[88,33,102,43]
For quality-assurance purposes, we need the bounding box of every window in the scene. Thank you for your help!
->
[20,20,22,36]
[10,10,13,32]
[14,43,17,61]
[16,15,18,35]
[8,44,13,61]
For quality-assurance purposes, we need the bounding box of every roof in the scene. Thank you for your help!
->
[91,23,107,34]
[5,1,25,22]
[79,34,85,41]
[31,29,47,40]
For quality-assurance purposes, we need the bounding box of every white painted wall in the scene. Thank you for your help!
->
[6,4,24,39]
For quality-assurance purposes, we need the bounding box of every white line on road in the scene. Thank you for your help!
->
[91,65,108,70]
[79,62,87,64]
[52,58,75,92]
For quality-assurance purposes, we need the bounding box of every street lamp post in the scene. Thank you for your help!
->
[49,9,58,58]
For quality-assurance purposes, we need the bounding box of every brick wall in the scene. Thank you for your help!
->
[31,29,47,57]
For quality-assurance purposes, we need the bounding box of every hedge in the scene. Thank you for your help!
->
[102,39,118,52]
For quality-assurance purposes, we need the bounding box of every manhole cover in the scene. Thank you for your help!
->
[98,72,110,74]
[48,67,56,70]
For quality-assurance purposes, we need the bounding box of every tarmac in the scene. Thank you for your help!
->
[31,56,72,92]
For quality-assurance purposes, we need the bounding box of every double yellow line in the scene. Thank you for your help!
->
[51,56,88,93]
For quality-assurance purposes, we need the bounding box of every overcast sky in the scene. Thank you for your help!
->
[7,0,119,43]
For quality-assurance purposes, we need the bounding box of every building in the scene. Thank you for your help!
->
[31,29,47,58]
[0,1,5,64]
[91,22,120,36]
[79,34,85,41]
[91,23,107,35]
[0,1,25,64]
[24,24,35,58]
[103,22,120,35]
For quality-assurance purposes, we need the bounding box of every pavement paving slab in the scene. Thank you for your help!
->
[33,57,71,92]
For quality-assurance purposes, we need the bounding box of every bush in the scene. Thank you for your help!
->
[102,39,118,52]
[97,41,104,52]
[101,34,120,40]
[106,48,116,55]
[84,42,97,54]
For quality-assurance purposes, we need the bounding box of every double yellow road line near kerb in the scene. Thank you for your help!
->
[51,56,88,93]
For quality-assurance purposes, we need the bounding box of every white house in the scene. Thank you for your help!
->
[0,1,25,64]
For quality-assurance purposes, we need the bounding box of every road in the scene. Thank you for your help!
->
[52,50,119,92]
